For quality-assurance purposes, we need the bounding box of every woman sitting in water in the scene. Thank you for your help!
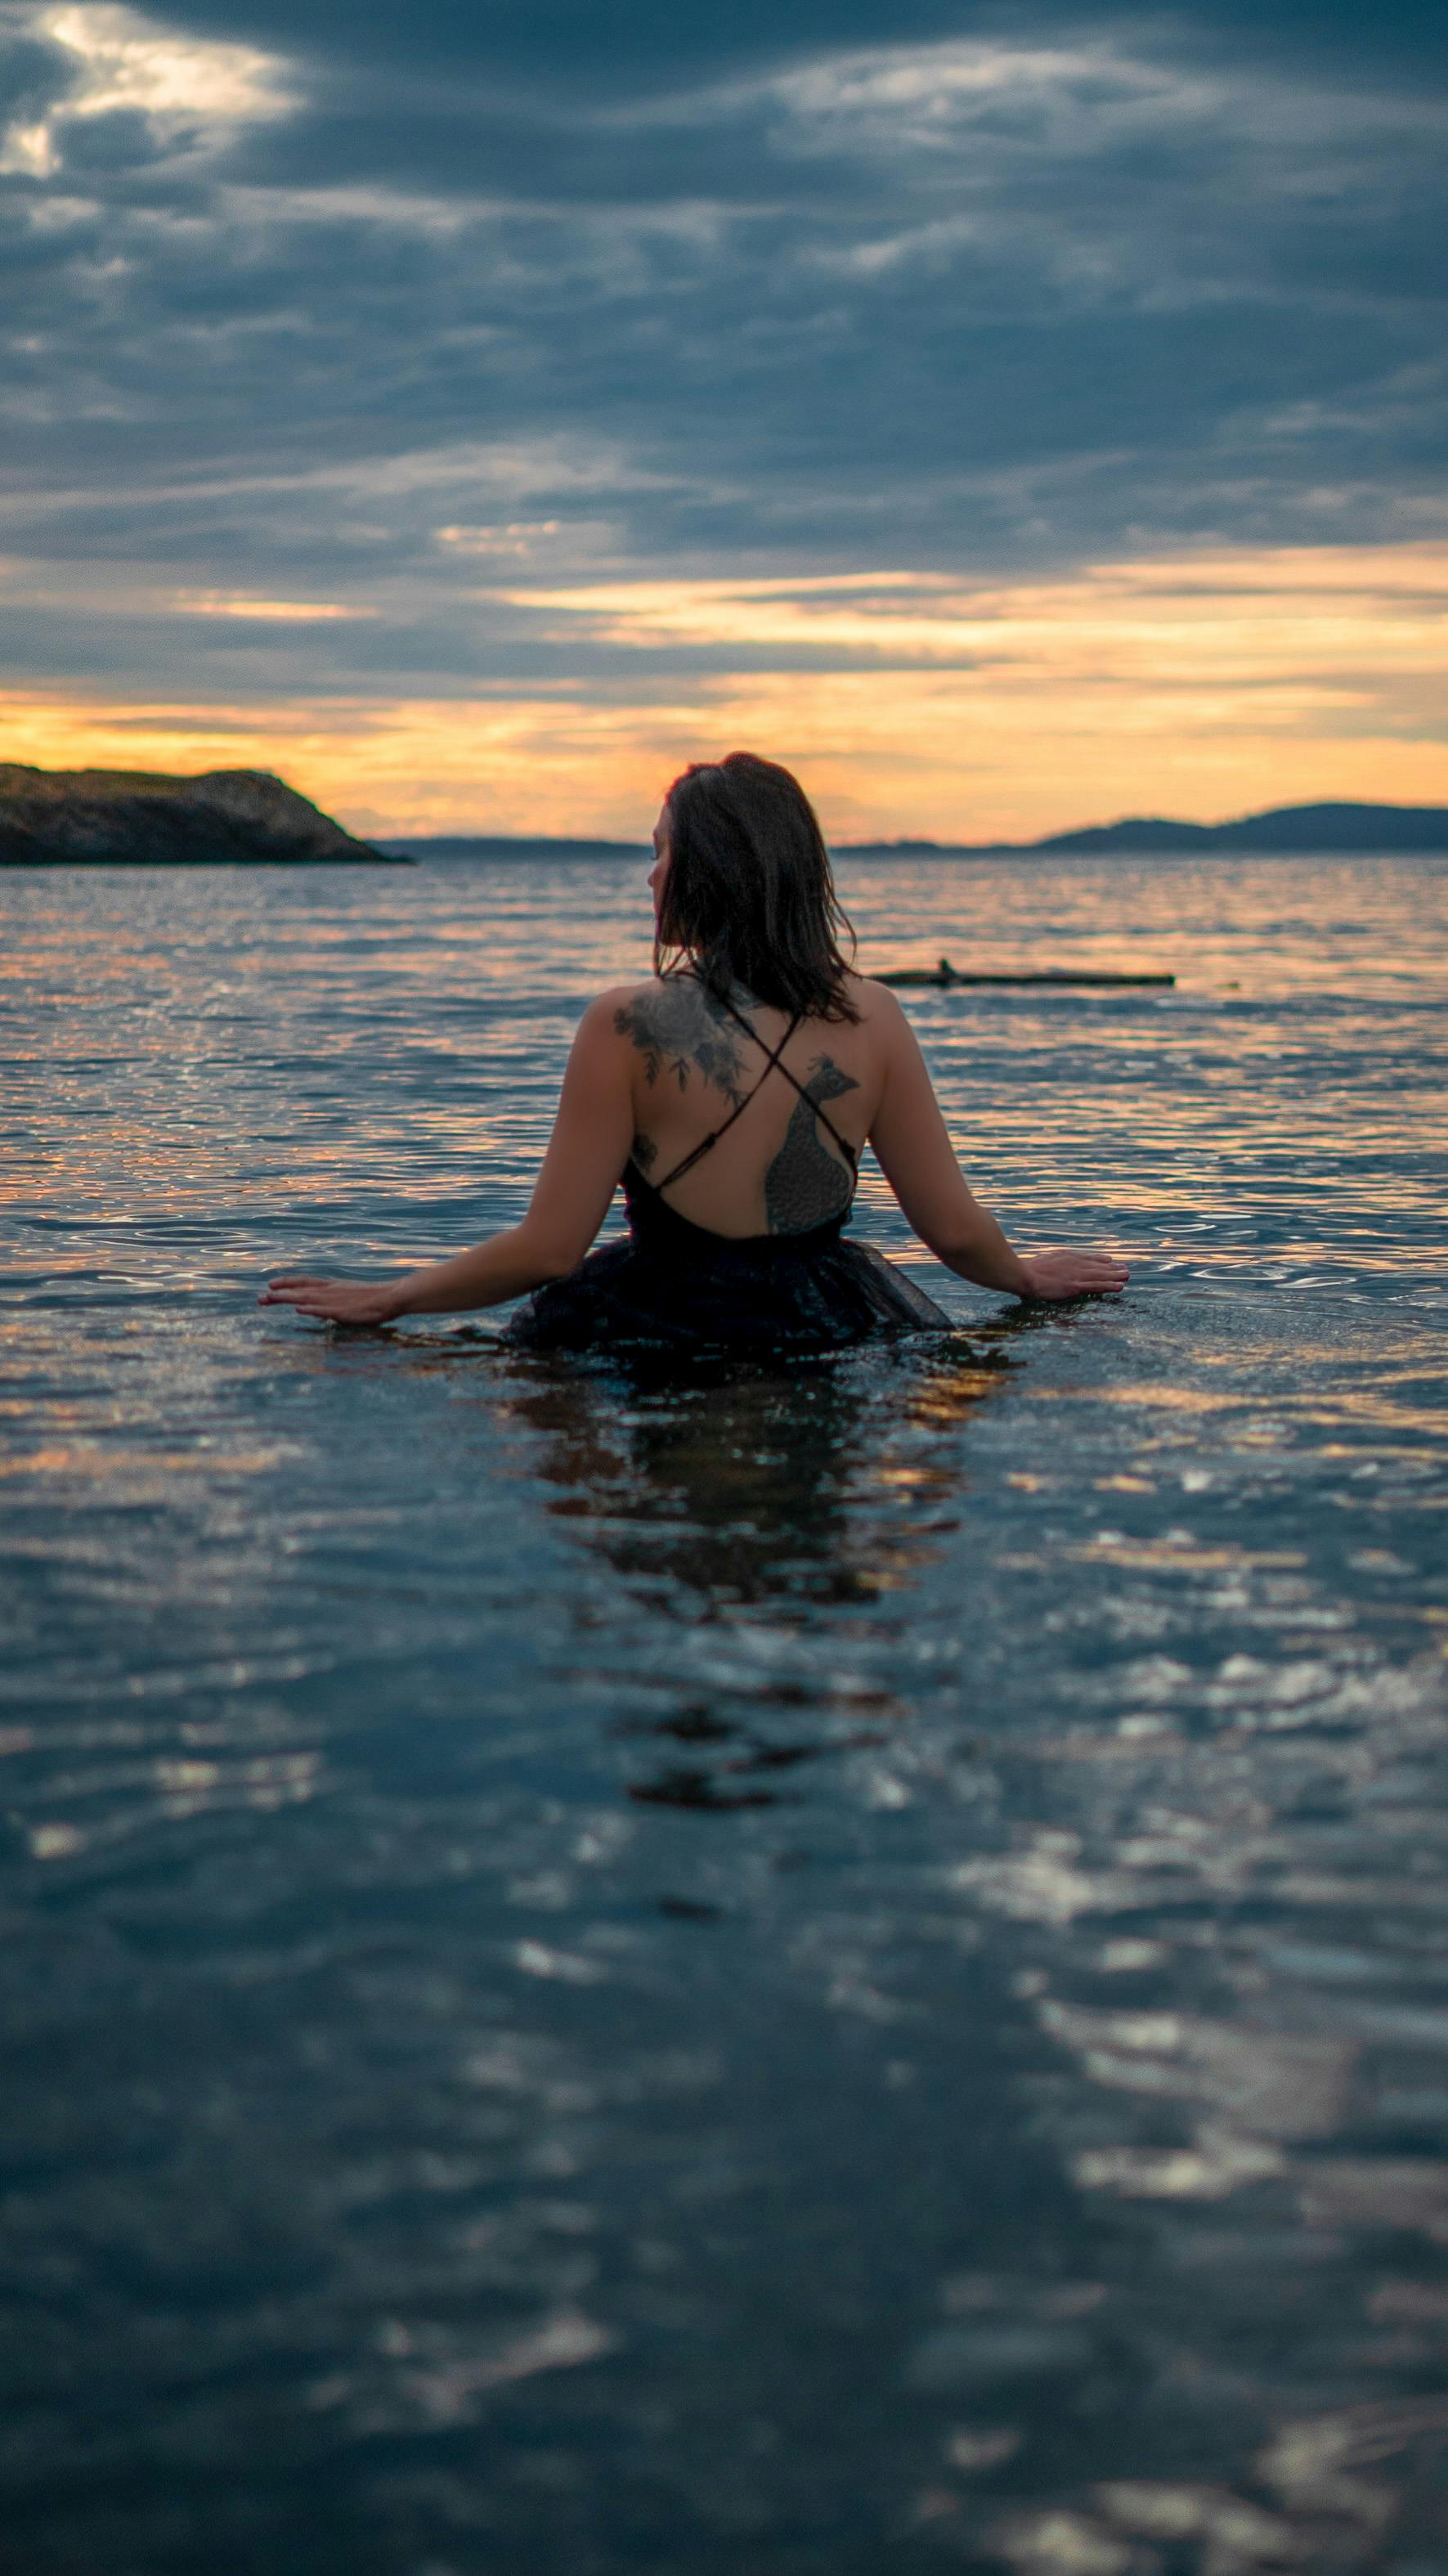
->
[262,754,1127,1349]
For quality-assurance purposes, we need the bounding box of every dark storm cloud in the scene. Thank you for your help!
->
[80,0,1448,90]
[1,0,1444,698]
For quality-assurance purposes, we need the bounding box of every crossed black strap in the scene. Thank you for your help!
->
[644,982,858,1198]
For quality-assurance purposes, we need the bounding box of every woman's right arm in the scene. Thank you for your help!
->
[865,989,1128,1301]
[262,994,636,1324]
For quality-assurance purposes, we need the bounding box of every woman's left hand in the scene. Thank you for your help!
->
[1016,1250,1129,1300]
[259,1274,403,1324]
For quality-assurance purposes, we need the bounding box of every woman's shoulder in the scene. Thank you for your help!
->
[586,971,705,1035]
[582,971,903,1056]
[840,969,908,1028]
[582,972,734,1087]
[576,973,678,1030]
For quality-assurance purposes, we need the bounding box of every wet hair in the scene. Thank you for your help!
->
[656,752,858,1023]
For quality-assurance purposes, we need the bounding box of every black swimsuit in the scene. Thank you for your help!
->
[506,986,952,1358]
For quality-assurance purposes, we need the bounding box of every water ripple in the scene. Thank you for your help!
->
[2,853,1446,2573]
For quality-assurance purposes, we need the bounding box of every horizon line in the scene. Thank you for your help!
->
[374,795,1448,857]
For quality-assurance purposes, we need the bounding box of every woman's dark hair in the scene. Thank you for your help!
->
[656,752,858,1023]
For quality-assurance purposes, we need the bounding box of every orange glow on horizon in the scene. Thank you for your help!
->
[2,539,1445,841]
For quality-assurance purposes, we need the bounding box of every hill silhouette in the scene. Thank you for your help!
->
[0,765,402,865]
[836,801,1448,856]
[379,801,1448,861]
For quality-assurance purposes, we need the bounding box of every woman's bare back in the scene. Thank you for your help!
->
[612,971,887,1240]
[263,949,1129,1326]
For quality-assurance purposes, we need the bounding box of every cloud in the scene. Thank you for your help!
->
[0,0,1445,824]
[6,539,1445,841]
[0,0,292,174]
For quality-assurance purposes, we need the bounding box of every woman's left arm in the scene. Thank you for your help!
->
[261,997,635,1323]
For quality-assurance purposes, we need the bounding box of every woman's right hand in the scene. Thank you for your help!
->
[260,1274,406,1324]
[1015,1250,1130,1300]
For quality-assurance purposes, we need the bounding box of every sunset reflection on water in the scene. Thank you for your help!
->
[2,850,1446,2574]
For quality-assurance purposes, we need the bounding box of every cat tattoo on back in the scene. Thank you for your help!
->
[764,1057,858,1233]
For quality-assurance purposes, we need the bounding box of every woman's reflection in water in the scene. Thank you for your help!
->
[496,1339,1008,1812]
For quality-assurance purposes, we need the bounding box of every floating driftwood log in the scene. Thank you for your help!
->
[877,954,1174,989]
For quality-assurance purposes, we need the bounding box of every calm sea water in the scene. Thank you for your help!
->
[3,853,1446,2576]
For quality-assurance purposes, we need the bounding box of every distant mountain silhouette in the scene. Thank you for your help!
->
[836,801,1448,856]
[379,801,1448,862]
[0,764,402,864]
[374,835,646,859]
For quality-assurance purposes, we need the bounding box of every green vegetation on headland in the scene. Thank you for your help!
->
[0,765,407,864]
[379,801,1448,861]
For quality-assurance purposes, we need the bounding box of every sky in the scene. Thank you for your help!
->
[1,0,1445,841]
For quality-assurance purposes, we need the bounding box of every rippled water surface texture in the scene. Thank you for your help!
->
[3,853,1447,2576]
